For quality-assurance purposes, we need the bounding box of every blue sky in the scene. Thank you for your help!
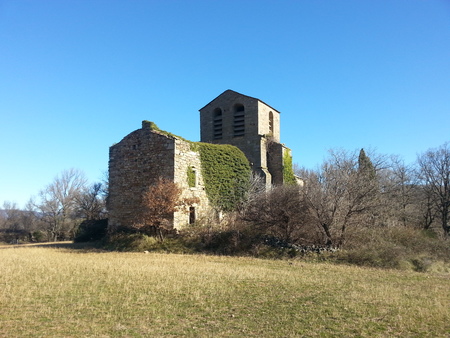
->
[1,0,449,208]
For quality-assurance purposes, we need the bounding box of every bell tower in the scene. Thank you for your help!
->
[199,90,289,187]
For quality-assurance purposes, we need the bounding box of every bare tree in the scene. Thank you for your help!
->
[300,149,384,247]
[0,208,5,231]
[417,142,450,236]
[377,157,422,227]
[0,201,46,242]
[33,169,87,241]
[76,182,107,220]
[0,201,24,242]
[416,185,438,230]
[238,173,266,212]
[1,201,21,231]
[241,184,316,244]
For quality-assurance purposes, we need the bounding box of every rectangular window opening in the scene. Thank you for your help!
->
[189,207,196,224]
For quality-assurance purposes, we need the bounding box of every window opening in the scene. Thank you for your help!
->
[189,207,196,224]
[213,108,222,140]
[233,104,245,137]
[269,111,274,135]
[187,167,197,188]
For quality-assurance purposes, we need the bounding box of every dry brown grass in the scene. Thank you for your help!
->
[0,244,449,337]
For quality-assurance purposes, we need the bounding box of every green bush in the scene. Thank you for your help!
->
[32,230,47,242]
[74,219,108,242]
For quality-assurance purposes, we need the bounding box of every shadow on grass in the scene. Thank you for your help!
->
[0,241,108,253]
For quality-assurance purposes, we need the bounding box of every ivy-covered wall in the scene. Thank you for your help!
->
[143,121,252,212]
[283,151,297,185]
[194,142,251,212]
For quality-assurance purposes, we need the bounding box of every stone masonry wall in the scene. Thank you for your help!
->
[108,126,175,231]
[200,90,284,187]
[267,141,292,185]
[108,122,209,231]
[257,100,280,142]
[173,139,209,228]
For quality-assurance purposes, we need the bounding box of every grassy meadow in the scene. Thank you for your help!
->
[0,243,449,337]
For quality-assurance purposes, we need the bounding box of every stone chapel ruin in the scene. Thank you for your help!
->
[107,90,294,231]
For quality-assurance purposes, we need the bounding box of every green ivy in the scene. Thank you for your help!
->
[283,151,297,185]
[142,121,252,211]
[197,142,251,212]
[187,166,196,188]
[142,120,160,131]
[142,120,190,142]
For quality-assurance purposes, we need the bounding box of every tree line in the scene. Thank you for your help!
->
[241,143,450,248]
[0,169,107,243]
[1,142,449,246]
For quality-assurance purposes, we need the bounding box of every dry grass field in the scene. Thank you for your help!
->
[1,243,449,337]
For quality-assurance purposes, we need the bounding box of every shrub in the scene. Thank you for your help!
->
[239,185,320,245]
[32,230,47,242]
[104,232,194,254]
[74,219,108,242]
[333,226,450,271]
[179,219,263,256]
[0,229,29,244]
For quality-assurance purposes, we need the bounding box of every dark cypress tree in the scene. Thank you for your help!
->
[358,148,376,179]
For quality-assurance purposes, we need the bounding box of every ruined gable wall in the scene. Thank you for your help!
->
[107,127,176,231]
[108,122,211,232]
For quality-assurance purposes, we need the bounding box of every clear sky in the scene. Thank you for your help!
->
[1,0,449,208]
